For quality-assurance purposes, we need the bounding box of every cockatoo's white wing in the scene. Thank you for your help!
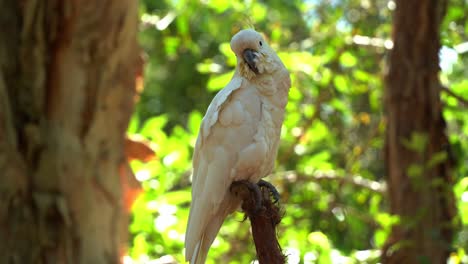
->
[185,74,263,263]
[190,76,242,174]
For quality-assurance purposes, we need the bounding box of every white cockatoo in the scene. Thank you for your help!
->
[185,29,291,264]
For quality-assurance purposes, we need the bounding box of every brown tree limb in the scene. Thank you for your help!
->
[272,170,387,194]
[230,180,286,264]
[441,85,468,107]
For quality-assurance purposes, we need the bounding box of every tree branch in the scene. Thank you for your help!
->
[230,181,286,264]
[441,85,468,107]
[273,170,387,194]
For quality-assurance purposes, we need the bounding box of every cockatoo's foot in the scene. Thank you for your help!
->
[257,179,280,204]
[230,180,263,213]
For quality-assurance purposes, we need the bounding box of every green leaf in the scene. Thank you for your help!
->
[340,52,357,67]
[407,164,423,178]
[455,177,468,224]
[140,115,168,138]
[205,0,230,13]
[252,3,267,21]
[207,71,233,91]
[196,59,222,73]
[427,151,448,168]
[158,190,191,205]
[176,15,189,35]
[401,132,428,153]
[308,231,331,248]
[127,113,140,134]
[306,120,329,143]
[281,52,320,75]
[320,68,332,85]
[333,75,348,93]
[219,42,232,57]
[303,151,332,171]
[353,69,370,82]
[188,111,202,134]
[164,36,181,57]
[288,85,303,101]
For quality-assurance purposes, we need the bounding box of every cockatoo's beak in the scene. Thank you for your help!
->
[243,49,259,74]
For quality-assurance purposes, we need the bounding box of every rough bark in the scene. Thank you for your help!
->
[382,0,456,263]
[0,1,139,263]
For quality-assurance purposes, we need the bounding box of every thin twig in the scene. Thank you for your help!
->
[441,85,468,107]
[272,170,386,194]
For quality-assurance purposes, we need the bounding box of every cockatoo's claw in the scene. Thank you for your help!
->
[230,180,263,213]
[258,179,280,204]
[251,183,263,213]
[243,181,263,213]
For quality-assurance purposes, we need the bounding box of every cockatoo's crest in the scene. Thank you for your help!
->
[235,16,255,31]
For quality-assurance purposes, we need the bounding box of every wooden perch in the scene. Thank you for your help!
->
[230,180,286,264]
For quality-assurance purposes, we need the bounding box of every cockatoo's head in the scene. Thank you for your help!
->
[230,29,281,79]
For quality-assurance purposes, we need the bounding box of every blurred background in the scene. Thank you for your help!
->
[126,0,468,263]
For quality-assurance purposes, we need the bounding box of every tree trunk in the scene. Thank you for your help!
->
[0,1,139,263]
[382,0,456,263]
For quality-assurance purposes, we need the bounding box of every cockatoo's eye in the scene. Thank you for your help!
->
[259,41,263,46]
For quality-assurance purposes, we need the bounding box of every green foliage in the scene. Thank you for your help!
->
[129,0,468,263]
[402,132,428,154]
